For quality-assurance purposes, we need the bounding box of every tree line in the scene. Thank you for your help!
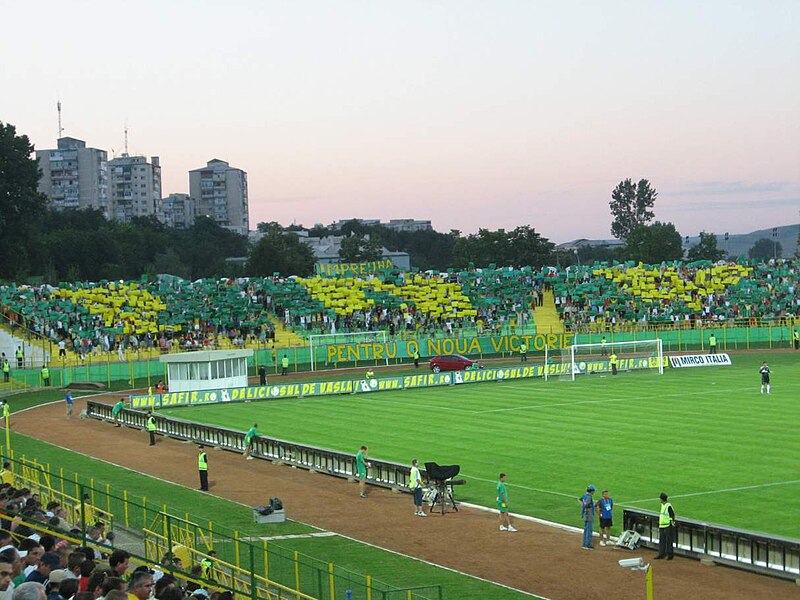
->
[0,121,785,282]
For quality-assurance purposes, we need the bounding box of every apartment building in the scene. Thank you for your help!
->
[36,137,109,216]
[107,154,162,222]
[189,159,249,235]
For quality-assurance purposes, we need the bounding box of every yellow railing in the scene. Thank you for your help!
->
[3,450,440,600]
[142,527,315,600]
[569,315,799,334]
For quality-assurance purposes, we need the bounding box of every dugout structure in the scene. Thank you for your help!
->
[160,349,252,392]
[545,338,664,381]
[309,330,388,371]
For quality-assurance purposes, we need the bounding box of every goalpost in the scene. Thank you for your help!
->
[545,338,663,381]
[309,330,388,372]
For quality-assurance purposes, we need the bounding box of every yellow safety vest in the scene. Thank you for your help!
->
[41,367,50,379]
[198,452,208,470]
[659,502,673,527]
[146,417,156,432]
[409,466,421,489]
[200,558,213,578]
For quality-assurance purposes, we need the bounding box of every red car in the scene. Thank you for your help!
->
[429,354,476,373]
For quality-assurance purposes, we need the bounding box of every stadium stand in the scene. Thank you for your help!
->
[1,259,798,363]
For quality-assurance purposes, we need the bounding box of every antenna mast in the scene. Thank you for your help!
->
[57,101,64,138]
[124,122,129,156]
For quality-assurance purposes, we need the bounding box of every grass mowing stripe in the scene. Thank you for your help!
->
[160,352,800,539]
[623,479,800,504]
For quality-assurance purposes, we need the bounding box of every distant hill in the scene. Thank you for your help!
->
[684,224,798,259]
[558,225,799,258]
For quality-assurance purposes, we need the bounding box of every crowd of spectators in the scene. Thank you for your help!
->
[552,259,800,331]
[0,480,229,600]
[1,259,798,361]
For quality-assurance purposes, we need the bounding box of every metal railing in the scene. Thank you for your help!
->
[623,509,800,581]
[86,401,415,491]
[4,451,441,600]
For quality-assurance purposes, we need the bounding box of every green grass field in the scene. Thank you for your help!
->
[161,352,800,539]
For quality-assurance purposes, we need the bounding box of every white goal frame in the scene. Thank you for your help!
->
[545,338,663,381]
[309,330,388,371]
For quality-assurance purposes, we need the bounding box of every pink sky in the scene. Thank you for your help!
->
[2,1,798,242]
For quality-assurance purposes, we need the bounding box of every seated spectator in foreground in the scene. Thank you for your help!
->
[95,577,124,600]
[25,553,60,585]
[13,581,46,600]
[77,562,94,592]
[45,570,69,600]
[56,579,78,600]
[0,556,16,600]
[126,572,154,600]
[107,552,129,581]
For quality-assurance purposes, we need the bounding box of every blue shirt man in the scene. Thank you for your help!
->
[596,489,614,546]
[577,485,596,549]
[65,391,74,417]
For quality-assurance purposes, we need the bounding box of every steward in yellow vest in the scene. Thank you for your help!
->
[656,492,676,560]
[198,446,209,491]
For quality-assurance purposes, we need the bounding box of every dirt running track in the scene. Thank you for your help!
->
[13,396,799,600]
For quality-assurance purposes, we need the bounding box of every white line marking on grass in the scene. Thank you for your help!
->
[463,475,577,500]
[215,532,337,542]
[458,500,584,535]
[622,479,800,505]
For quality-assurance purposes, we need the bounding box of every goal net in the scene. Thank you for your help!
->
[309,330,388,371]
[545,339,663,381]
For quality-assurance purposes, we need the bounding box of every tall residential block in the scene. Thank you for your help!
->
[189,159,249,235]
[36,137,109,216]
[160,193,196,229]
[108,154,162,222]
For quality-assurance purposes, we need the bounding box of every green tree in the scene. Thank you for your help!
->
[624,221,683,264]
[507,225,555,267]
[687,231,726,261]
[256,221,284,233]
[452,227,554,268]
[338,219,369,237]
[247,229,315,276]
[748,238,781,260]
[160,216,248,279]
[339,234,383,262]
[609,178,657,241]
[0,122,48,278]
[575,243,624,264]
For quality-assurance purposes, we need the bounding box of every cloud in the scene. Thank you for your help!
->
[664,181,793,197]
[254,195,327,205]
[661,196,799,212]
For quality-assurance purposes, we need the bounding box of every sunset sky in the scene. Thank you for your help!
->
[2,1,798,242]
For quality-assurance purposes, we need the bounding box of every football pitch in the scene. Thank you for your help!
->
[161,352,800,539]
